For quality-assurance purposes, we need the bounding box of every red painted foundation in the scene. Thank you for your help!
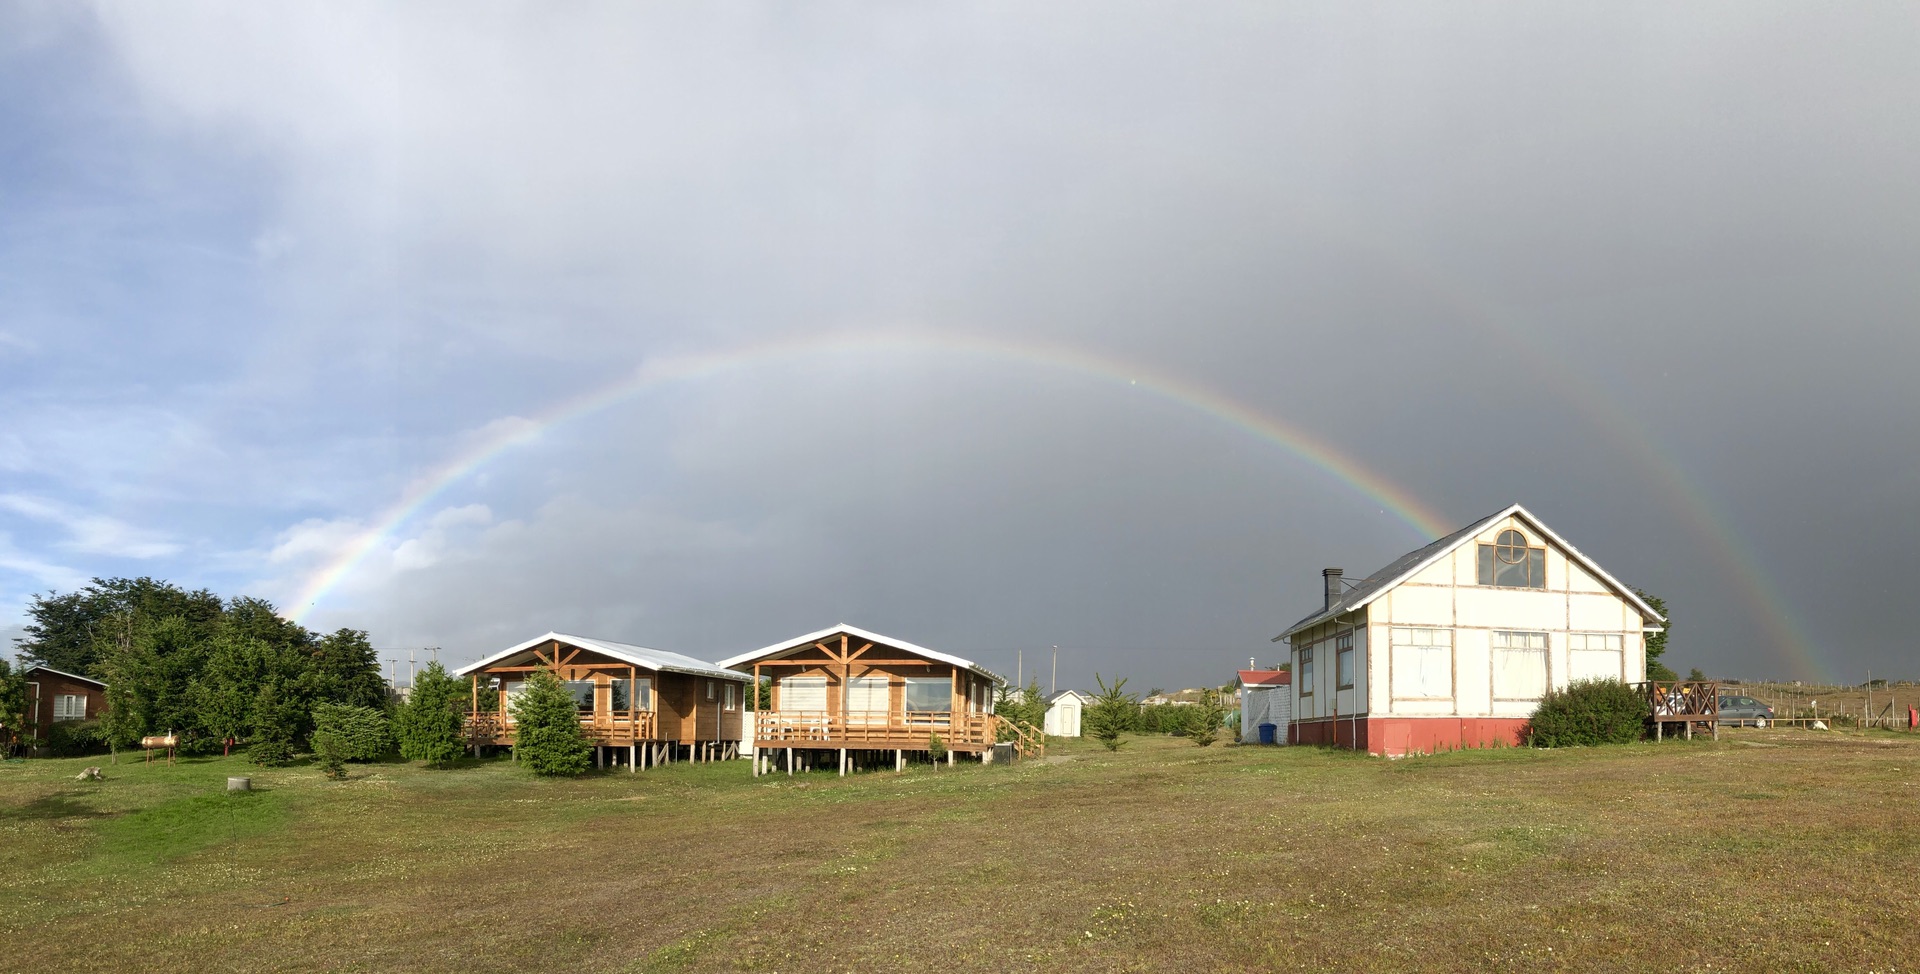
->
[1289,716,1531,756]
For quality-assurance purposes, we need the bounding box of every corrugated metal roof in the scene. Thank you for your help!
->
[1274,502,1666,640]
[453,632,747,682]
[717,623,1004,683]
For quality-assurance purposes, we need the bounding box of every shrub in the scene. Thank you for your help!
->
[311,703,391,779]
[46,719,108,757]
[1528,679,1649,747]
[928,731,947,763]
[395,661,467,768]
[511,670,591,777]
[247,735,296,766]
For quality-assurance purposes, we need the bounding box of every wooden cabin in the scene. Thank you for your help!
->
[9,667,108,755]
[455,632,750,770]
[720,624,1009,775]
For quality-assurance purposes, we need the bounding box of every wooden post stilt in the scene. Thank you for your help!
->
[896,748,904,772]
[786,747,793,776]
[838,748,847,777]
[629,743,637,772]
[752,746,760,778]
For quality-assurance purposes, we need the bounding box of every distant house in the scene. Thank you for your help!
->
[1236,668,1291,744]
[1044,690,1093,738]
[455,632,750,770]
[14,667,108,753]
[720,624,1005,775]
[1275,503,1664,756]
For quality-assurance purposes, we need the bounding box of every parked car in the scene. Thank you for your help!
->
[1717,694,1775,727]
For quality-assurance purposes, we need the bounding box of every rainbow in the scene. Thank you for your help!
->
[286,330,1453,622]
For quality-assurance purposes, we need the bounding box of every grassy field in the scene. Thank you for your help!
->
[3,731,1918,974]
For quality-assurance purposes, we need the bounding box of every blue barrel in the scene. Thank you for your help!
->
[1257,722,1277,745]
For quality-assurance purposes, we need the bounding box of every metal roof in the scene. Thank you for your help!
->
[1237,669,1291,687]
[717,623,1004,683]
[453,632,747,682]
[1274,502,1666,640]
[23,665,107,688]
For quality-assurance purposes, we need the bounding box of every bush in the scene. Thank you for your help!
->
[928,731,947,763]
[45,720,108,757]
[247,736,296,766]
[511,670,591,777]
[1527,679,1649,747]
[311,703,391,778]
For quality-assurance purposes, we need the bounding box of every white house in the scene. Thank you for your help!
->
[1274,503,1664,757]
[1237,668,1291,744]
[1043,690,1092,737]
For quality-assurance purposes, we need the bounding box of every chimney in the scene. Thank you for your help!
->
[1323,568,1344,610]
[1249,657,1257,671]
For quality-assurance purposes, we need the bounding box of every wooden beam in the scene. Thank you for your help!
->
[847,642,875,662]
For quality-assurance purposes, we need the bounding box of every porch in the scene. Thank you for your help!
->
[1638,679,1721,740]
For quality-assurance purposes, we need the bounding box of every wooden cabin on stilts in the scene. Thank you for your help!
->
[720,624,1024,777]
[455,633,748,770]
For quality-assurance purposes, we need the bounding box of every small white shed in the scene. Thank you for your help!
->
[1044,690,1093,738]
[1238,669,1292,744]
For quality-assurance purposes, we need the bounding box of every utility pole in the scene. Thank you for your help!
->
[409,649,417,689]
[1051,646,1058,696]
[386,658,400,692]
[1017,649,1022,690]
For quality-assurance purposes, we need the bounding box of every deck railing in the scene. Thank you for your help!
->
[464,710,658,744]
[1634,680,1721,740]
[753,710,998,749]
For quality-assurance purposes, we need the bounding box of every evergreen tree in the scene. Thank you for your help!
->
[303,628,387,710]
[311,703,392,778]
[1084,674,1136,752]
[396,661,468,768]
[1185,688,1228,747]
[16,578,222,675]
[0,659,28,754]
[1636,589,1676,681]
[511,670,591,776]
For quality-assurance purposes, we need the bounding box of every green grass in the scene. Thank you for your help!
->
[2,731,1919,972]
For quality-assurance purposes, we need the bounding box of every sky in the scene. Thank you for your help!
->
[1,2,1915,691]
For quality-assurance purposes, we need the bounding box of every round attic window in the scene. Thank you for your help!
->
[1495,529,1530,564]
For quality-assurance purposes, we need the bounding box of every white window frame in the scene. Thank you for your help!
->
[845,676,889,715]
[1491,630,1550,701]
[1299,647,1315,697]
[1567,632,1625,683]
[1390,627,1453,700]
[1335,634,1355,690]
[53,693,87,721]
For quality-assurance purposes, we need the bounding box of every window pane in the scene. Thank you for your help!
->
[1570,649,1621,682]
[566,680,596,712]
[903,678,950,712]
[1392,644,1451,698]
[780,676,827,711]
[1478,545,1495,585]
[1337,649,1354,688]
[846,676,889,714]
[1493,646,1548,699]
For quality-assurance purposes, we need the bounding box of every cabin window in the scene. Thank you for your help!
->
[1299,648,1315,696]
[1568,632,1624,682]
[53,694,86,721]
[1336,634,1355,690]
[611,678,651,710]
[1477,529,1546,589]
[845,676,889,714]
[1491,631,1549,699]
[903,677,949,712]
[1391,628,1452,699]
[780,676,828,711]
[723,683,738,712]
[566,680,596,713]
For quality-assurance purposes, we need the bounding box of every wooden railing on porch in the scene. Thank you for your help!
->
[1635,680,1721,741]
[464,710,658,745]
[752,711,997,750]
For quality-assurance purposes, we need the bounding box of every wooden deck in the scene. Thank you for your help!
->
[1637,679,1721,740]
